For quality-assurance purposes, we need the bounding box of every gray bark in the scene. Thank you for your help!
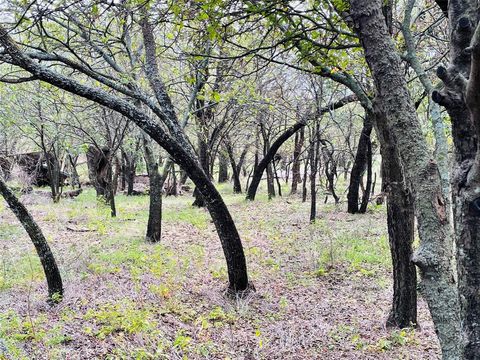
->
[350,2,462,357]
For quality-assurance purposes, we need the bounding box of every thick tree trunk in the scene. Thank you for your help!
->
[431,2,480,357]
[0,176,63,301]
[377,119,417,328]
[347,115,373,213]
[350,2,462,357]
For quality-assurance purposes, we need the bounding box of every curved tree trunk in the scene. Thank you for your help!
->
[0,176,63,301]
[0,22,251,294]
[246,96,356,201]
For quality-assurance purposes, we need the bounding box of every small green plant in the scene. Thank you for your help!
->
[173,330,191,350]
[84,302,155,339]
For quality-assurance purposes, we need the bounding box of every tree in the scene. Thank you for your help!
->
[246,95,356,200]
[0,176,63,301]
[0,3,251,293]
[349,0,462,356]
[431,0,480,356]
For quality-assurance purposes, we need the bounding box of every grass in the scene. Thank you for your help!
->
[0,183,439,359]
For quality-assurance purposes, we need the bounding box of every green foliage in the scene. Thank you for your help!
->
[84,302,156,339]
[173,329,192,350]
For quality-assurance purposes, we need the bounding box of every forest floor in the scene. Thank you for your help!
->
[0,183,440,359]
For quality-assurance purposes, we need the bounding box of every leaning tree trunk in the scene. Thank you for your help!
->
[246,96,356,201]
[0,22,251,294]
[350,1,462,357]
[0,176,63,301]
[347,115,373,213]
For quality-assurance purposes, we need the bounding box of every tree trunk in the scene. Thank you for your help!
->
[359,135,373,213]
[377,120,417,328]
[309,125,320,222]
[273,159,282,197]
[321,141,339,204]
[0,176,63,301]
[143,137,163,242]
[347,115,373,213]
[218,147,229,183]
[302,157,309,203]
[192,133,209,207]
[431,2,480,357]
[225,140,242,193]
[350,2,462,356]
[68,154,80,189]
[266,162,276,199]
[122,150,136,196]
[291,127,305,194]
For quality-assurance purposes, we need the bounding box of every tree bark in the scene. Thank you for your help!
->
[122,149,136,196]
[143,137,163,242]
[359,135,373,213]
[225,140,242,193]
[302,157,309,203]
[349,2,462,357]
[375,111,418,328]
[309,124,320,222]
[321,140,339,204]
[218,147,229,183]
[431,2,480,357]
[0,176,63,301]
[347,115,373,213]
[290,127,305,195]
